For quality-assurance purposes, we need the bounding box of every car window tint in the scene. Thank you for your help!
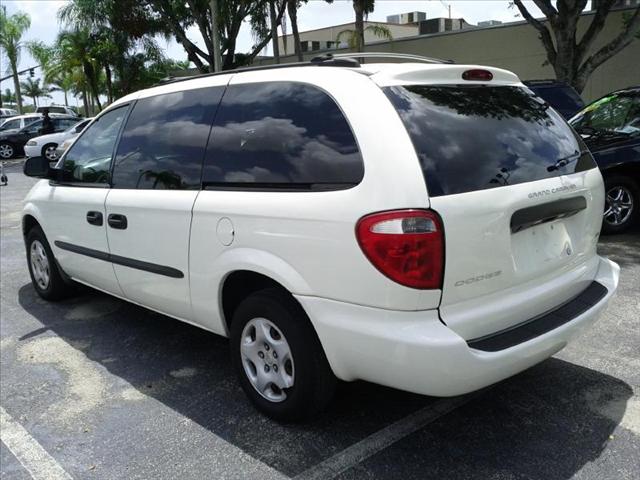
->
[385,85,594,197]
[202,81,363,189]
[111,87,223,190]
[1,119,20,130]
[23,120,43,133]
[59,106,128,184]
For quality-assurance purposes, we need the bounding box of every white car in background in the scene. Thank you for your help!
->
[24,118,93,161]
[0,114,42,132]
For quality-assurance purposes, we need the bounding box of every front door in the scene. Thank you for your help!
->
[43,106,130,295]
[105,85,225,320]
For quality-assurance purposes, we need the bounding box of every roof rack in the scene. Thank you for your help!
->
[312,52,454,65]
[155,52,453,86]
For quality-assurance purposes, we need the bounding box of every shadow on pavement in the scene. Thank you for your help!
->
[17,284,633,478]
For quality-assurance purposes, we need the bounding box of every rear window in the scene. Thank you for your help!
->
[384,85,595,197]
[528,85,584,114]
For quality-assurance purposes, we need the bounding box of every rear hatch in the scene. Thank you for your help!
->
[381,71,604,341]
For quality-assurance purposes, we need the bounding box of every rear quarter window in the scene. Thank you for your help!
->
[384,85,595,197]
[202,81,363,190]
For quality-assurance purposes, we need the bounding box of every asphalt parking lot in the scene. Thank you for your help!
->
[1,160,639,480]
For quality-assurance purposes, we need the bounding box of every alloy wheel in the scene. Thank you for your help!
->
[0,143,13,159]
[604,185,634,227]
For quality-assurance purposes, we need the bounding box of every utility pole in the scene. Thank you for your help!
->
[210,0,222,71]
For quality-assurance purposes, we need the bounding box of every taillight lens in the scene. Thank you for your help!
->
[356,210,444,289]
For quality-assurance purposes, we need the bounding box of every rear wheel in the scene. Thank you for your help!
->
[602,175,638,234]
[0,142,14,159]
[26,226,74,300]
[230,288,336,422]
[42,143,58,162]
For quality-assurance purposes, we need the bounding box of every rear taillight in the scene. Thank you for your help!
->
[356,210,444,289]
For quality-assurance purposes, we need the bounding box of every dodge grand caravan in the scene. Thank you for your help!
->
[22,53,619,421]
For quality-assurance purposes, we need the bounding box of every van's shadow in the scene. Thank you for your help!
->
[17,284,632,479]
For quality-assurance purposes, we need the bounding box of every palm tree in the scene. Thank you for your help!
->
[284,0,333,61]
[352,0,375,53]
[20,77,51,107]
[2,88,16,105]
[336,24,392,51]
[0,6,31,113]
[57,28,102,113]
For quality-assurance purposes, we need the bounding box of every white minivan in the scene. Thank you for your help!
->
[22,54,619,421]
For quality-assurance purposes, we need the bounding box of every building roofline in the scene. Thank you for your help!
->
[278,20,418,39]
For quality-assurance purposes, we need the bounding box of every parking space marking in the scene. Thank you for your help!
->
[0,406,73,480]
[294,392,481,480]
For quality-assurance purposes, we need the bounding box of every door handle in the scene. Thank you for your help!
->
[107,213,128,230]
[86,211,103,226]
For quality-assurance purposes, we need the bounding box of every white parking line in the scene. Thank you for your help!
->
[294,392,482,480]
[0,406,73,480]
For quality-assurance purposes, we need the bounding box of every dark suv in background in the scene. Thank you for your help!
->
[524,80,585,119]
[570,87,640,234]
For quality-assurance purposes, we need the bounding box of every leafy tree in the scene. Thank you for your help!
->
[513,0,640,93]
[0,6,31,113]
[284,1,332,61]
[19,77,51,107]
[337,24,392,51]
[144,0,286,71]
[2,88,16,104]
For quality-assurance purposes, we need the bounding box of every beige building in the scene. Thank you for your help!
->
[262,8,640,102]
[277,21,418,55]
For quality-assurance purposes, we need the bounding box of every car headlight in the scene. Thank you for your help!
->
[26,140,37,146]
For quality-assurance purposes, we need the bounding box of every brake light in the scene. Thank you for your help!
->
[356,210,444,289]
[462,69,493,81]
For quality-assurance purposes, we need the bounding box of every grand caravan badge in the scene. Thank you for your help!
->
[528,184,577,199]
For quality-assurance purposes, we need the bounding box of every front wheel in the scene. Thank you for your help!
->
[230,288,336,422]
[42,143,58,162]
[26,226,74,301]
[602,175,638,234]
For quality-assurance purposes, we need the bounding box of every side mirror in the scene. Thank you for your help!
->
[23,156,55,178]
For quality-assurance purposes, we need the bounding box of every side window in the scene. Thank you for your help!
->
[576,95,634,132]
[111,87,223,190]
[59,106,128,184]
[1,118,20,130]
[202,82,364,189]
[23,120,42,134]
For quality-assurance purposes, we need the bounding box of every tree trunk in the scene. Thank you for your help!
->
[83,62,102,112]
[10,60,23,114]
[32,96,37,107]
[354,1,365,53]
[270,0,281,64]
[82,88,90,117]
[210,0,222,72]
[63,90,68,107]
[104,64,113,104]
[287,0,303,62]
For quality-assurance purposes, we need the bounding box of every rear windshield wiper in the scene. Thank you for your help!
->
[546,151,582,172]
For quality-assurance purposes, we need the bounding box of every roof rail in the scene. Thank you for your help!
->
[154,52,452,87]
[315,52,454,65]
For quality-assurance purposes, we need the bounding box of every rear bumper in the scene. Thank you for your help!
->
[296,256,619,397]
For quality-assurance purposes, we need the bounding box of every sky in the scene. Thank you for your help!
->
[0,1,554,105]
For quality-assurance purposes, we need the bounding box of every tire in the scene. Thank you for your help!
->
[0,142,14,159]
[230,288,337,422]
[25,226,73,301]
[42,143,58,162]
[602,175,638,234]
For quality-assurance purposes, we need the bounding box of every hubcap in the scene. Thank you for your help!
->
[604,186,633,226]
[240,318,294,403]
[44,145,58,161]
[30,240,50,290]
[0,144,13,159]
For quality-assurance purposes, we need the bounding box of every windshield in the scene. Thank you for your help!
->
[384,85,595,197]
[570,92,640,136]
